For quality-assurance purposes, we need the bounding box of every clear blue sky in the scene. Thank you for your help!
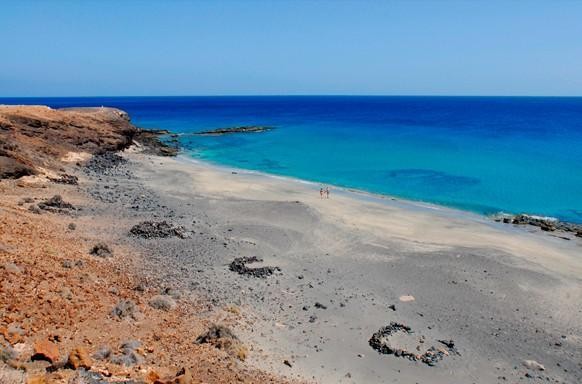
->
[1,0,581,97]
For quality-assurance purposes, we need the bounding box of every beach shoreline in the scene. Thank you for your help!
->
[175,150,582,231]
[174,154,567,231]
[163,153,582,278]
[2,106,581,384]
[125,149,582,383]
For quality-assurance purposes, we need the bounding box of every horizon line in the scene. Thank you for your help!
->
[1,94,582,99]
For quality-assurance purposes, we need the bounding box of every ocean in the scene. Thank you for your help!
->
[2,96,582,223]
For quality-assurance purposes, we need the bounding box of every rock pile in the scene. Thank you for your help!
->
[84,152,128,176]
[369,322,457,367]
[129,221,189,239]
[32,195,75,214]
[229,256,280,278]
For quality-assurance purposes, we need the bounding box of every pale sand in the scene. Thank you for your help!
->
[120,152,581,383]
[166,155,582,279]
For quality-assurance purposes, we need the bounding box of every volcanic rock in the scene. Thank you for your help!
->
[129,221,189,239]
[67,347,92,369]
[229,256,280,278]
[0,105,137,179]
[195,126,273,135]
[37,195,75,213]
[32,340,59,363]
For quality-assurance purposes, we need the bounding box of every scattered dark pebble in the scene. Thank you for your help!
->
[84,152,127,175]
[314,302,327,310]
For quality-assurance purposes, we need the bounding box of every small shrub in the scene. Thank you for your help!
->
[111,300,139,320]
[90,243,112,258]
[149,295,176,311]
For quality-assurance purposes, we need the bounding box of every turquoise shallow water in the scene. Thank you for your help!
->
[3,96,582,223]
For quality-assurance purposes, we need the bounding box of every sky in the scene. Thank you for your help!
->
[1,0,581,97]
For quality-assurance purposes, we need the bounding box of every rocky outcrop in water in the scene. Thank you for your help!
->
[195,126,273,135]
[133,129,178,156]
[493,213,582,237]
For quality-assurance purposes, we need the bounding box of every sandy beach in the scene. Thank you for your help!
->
[121,152,582,384]
[1,106,581,384]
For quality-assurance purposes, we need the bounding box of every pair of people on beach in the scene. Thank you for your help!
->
[320,186,330,199]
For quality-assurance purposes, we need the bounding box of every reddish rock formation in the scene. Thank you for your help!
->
[67,347,92,370]
[0,106,137,179]
[32,339,59,363]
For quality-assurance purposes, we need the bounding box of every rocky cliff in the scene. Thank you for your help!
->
[0,106,137,179]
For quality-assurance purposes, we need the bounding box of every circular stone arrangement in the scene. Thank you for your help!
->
[368,322,458,366]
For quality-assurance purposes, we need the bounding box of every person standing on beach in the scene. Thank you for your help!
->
[325,186,330,199]
[320,187,324,199]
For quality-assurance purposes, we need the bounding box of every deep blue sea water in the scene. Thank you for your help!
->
[2,96,582,223]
